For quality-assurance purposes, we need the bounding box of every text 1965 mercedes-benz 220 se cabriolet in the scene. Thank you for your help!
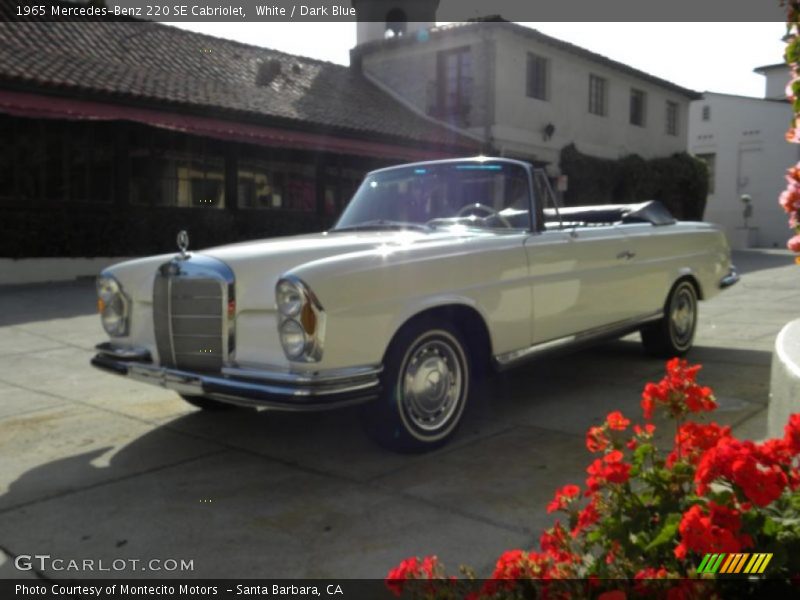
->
[92,157,738,452]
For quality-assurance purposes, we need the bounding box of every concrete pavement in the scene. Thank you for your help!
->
[0,250,796,579]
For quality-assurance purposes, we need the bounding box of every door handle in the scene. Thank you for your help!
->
[616,250,636,260]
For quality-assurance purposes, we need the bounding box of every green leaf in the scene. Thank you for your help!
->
[644,513,682,552]
[763,517,780,537]
[633,443,653,464]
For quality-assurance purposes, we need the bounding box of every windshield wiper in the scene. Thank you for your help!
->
[331,220,432,233]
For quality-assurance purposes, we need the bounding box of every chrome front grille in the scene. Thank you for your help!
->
[153,256,235,373]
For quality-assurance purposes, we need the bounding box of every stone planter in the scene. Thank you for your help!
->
[769,318,800,437]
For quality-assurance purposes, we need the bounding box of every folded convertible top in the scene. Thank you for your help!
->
[544,200,677,226]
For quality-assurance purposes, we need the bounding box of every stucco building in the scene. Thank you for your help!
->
[688,64,799,249]
[352,17,699,168]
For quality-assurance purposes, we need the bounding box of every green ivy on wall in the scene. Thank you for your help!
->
[559,144,709,221]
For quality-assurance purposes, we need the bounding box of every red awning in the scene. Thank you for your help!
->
[0,90,461,161]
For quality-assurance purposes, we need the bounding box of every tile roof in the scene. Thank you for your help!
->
[0,8,477,151]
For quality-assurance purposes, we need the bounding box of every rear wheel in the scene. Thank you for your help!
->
[362,319,471,453]
[640,280,698,357]
[180,395,238,411]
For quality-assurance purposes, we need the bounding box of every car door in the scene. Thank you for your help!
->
[524,170,636,345]
[524,225,633,344]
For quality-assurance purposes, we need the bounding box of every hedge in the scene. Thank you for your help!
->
[559,144,709,220]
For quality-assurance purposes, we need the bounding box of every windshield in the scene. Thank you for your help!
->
[333,161,532,232]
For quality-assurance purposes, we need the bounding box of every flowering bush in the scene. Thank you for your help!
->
[782,2,800,260]
[386,359,800,598]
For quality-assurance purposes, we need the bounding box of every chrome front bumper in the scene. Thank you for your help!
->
[91,343,382,411]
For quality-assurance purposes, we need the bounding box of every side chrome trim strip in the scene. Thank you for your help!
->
[494,310,663,370]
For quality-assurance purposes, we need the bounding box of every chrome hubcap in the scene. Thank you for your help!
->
[401,340,463,432]
[670,287,696,346]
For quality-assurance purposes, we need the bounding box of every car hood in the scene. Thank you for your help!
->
[104,229,496,309]
[201,229,480,310]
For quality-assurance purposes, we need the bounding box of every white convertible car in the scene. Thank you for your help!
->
[92,157,738,451]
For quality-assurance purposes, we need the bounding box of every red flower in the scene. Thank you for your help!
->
[641,382,664,420]
[385,555,441,597]
[586,426,610,453]
[786,413,800,453]
[546,484,581,513]
[732,458,788,507]
[606,411,630,431]
[696,437,789,506]
[667,421,731,467]
[386,557,419,597]
[587,450,632,492]
[676,503,752,556]
[781,182,800,213]
[641,360,716,420]
[487,549,554,582]
[540,522,578,564]
[572,498,600,537]
[786,163,800,186]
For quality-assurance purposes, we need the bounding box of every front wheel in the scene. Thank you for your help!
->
[362,320,471,453]
[640,280,698,357]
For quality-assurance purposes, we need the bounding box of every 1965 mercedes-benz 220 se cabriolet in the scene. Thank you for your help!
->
[92,157,738,451]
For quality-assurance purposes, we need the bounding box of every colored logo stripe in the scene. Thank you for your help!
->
[701,552,773,575]
[696,553,725,574]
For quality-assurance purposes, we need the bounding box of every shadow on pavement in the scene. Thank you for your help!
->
[731,249,795,275]
[0,339,774,579]
[0,280,97,327]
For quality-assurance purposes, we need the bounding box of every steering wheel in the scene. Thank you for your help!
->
[456,203,513,228]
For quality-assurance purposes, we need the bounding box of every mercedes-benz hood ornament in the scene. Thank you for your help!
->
[177,230,190,259]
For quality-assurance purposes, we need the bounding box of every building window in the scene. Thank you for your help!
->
[435,46,472,125]
[526,53,549,100]
[129,129,225,208]
[702,105,711,121]
[696,153,715,194]
[0,116,114,205]
[588,74,607,116]
[237,160,315,212]
[629,89,646,126]
[666,101,679,136]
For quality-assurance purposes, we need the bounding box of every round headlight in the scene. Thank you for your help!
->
[279,319,306,358]
[97,276,120,302]
[97,275,128,337]
[276,279,303,317]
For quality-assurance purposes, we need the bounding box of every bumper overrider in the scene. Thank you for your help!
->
[719,265,740,289]
[91,343,382,411]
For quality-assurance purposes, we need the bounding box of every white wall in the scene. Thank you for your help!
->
[490,28,692,165]
[688,93,798,249]
[760,65,789,101]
